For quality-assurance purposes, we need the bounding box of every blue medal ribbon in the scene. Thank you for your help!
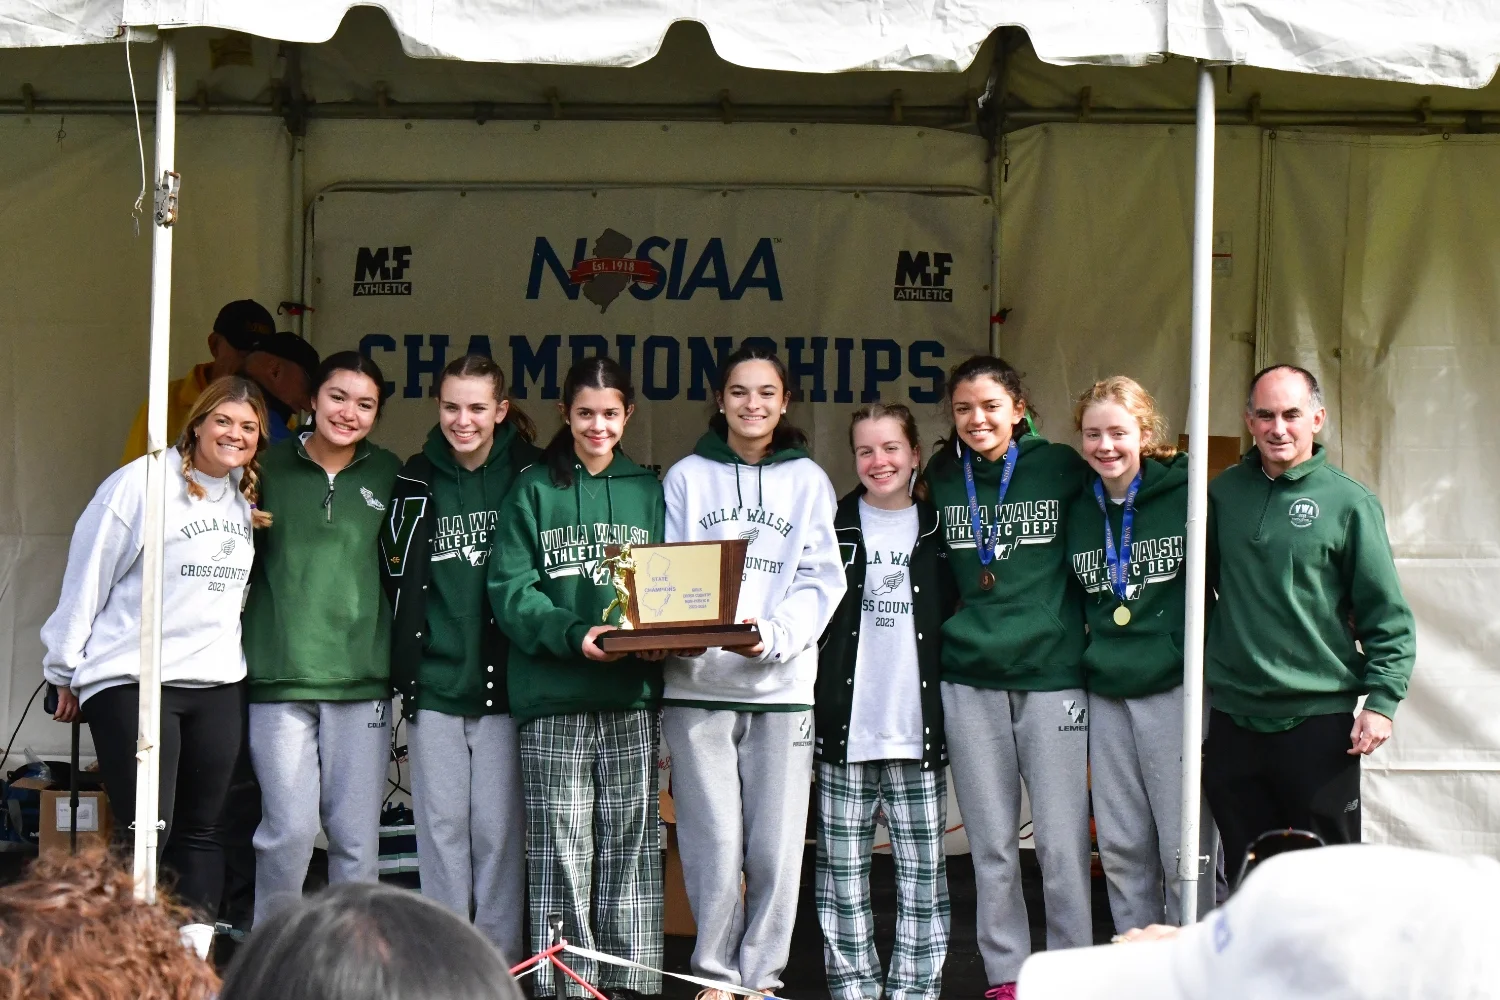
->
[963,440,1019,570]
[1093,471,1142,603]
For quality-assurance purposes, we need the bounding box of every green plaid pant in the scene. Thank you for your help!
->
[520,711,663,997]
[815,760,950,1000]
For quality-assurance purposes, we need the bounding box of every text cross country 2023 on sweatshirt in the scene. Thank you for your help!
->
[661,429,846,710]
[42,449,255,704]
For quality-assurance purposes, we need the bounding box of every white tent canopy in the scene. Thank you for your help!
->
[5,1,1500,86]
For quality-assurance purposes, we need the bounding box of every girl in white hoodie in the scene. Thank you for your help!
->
[42,376,272,953]
[661,344,846,997]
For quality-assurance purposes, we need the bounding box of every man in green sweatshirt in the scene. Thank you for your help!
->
[1204,365,1416,876]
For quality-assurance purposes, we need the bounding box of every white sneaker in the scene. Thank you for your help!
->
[179,922,214,960]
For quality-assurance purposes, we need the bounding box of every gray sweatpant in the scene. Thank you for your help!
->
[409,710,527,962]
[1090,688,1219,930]
[1089,688,1183,930]
[941,683,1091,986]
[249,699,391,927]
[661,707,815,993]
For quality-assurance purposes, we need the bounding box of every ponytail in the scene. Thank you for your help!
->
[546,356,636,489]
[711,343,809,453]
[177,375,273,528]
[436,354,537,444]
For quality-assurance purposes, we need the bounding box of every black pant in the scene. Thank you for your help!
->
[217,697,262,930]
[83,682,244,916]
[1202,709,1361,883]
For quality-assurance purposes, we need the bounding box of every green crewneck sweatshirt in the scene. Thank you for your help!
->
[243,434,402,702]
[1067,453,1191,699]
[1206,445,1415,722]
[416,424,537,716]
[487,450,666,724]
[927,433,1090,691]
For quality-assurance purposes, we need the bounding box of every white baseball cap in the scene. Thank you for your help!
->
[1018,844,1500,1000]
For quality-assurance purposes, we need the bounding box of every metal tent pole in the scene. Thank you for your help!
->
[134,33,178,904]
[1177,63,1216,925]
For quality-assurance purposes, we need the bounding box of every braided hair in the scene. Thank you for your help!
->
[176,376,274,528]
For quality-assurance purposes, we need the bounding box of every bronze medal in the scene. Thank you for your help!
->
[979,568,996,591]
[1113,604,1132,627]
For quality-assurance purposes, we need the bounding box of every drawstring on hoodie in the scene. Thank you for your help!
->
[730,460,766,510]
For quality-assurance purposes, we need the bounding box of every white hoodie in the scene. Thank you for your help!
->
[41,449,254,704]
[662,437,846,707]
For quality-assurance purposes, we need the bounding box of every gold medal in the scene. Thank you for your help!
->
[1113,604,1132,627]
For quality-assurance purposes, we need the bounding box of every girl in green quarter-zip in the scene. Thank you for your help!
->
[242,352,402,927]
[380,355,541,961]
[660,344,846,999]
[1067,377,1195,932]
[925,356,1091,1000]
[814,403,957,1000]
[488,356,666,1000]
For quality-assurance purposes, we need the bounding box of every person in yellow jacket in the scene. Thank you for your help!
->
[120,299,275,463]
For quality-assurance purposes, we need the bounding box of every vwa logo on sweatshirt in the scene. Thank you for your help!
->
[540,521,652,581]
[943,500,1059,555]
[1071,535,1185,597]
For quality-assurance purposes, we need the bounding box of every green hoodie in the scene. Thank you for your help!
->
[243,434,402,702]
[1066,454,1190,699]
[409,424,538,716]
[488,450,666,724]
[927,434,1090,691]
[692,427,810,466]
[1206,445,1415,721]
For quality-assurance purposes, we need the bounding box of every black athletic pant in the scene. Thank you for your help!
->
[217,695,262,930]
[83,682,244,917]
[1202,709,1361,884]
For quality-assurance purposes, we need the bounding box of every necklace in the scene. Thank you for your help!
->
[195,470,231,502]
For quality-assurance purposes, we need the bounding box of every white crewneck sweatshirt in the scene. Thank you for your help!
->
[661,446,846,707]
[41,449,254,704]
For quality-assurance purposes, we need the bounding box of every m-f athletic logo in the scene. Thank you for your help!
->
[354,246,413,296]
[893,250,953,302]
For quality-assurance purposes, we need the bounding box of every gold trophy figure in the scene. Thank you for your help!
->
[601,544,636,629]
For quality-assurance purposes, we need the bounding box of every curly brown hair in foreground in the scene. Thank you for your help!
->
[0,847,218,1000]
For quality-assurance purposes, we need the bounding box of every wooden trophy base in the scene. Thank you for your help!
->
[598,623,760,654]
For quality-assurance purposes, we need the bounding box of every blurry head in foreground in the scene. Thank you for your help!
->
[1018,844,1500,1000]
[218,882,525,1000]
[0,848,218,1000]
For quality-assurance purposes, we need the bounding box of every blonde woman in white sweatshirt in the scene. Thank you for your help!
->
[661,344,846,997]
[42,376,272,953]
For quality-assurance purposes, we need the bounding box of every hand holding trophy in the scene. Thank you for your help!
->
[596,540,760,654]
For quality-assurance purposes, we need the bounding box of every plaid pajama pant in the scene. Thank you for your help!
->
[520,711,663,997]
[815,760,950,1000]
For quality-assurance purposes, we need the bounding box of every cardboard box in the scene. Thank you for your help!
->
[39,790,112,858]
[660,790,696,936]
[1179,435,1243,479]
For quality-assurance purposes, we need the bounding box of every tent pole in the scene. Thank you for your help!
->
[134,32,177,905]
[1177,62,1215,926]
[291,135,306,337]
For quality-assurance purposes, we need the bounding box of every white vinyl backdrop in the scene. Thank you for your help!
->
[307,186,994,489]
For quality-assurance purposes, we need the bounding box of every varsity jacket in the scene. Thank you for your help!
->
[381,424,541,720]
[815,490,956,772]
